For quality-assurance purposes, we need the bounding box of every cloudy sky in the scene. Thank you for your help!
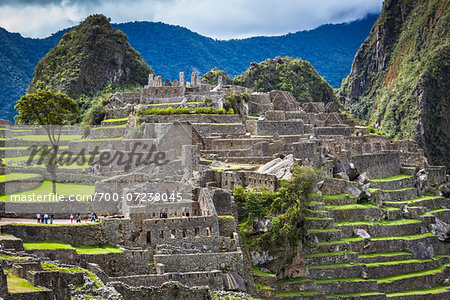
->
[0,0,383,39]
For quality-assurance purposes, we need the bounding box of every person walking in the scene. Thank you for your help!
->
[40,213,44,224]
[44,213,48,224]
[50,213,54,224]
[36,213,40,223]
[90,212,96,222]
[76,214,81,223]
[70,214,74,223]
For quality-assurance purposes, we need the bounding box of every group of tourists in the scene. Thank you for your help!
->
[36,213,54,224]
[69,212,97,223]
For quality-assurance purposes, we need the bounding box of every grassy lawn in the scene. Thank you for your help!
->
[23,240,74,250]
[386,285,450,297]
[370,174,412,181]
[74,244,123,255]
[0,181,95,202]
[4,268,44,293]
[10,134,81,141]
[0,172,41,182]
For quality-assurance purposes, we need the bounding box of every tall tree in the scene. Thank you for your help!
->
[15,91,78,194]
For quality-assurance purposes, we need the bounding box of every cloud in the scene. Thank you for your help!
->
[0,0,383,39]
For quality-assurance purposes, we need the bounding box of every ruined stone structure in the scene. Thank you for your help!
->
[0,72,448,299]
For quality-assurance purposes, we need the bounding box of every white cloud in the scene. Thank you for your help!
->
[0,0,383,39]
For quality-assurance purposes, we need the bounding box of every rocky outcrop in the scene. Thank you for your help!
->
[340,0,449,171]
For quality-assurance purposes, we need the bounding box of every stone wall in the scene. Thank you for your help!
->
[0,224,107,245]
[218,217,236,239]
[193,124,246,136]
[153,251,244,273]
[256,120,304,136]
[0,265,7,298]
[314,126,352,137]
[140,86,186,104]
[89,126,126,139]
[351,152,400,179]
[221,171,278,191]
[138,114,242,124]
[211,188,233,215]
[291,142,318,167]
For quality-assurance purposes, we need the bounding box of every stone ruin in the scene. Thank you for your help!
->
[0,71,449,299]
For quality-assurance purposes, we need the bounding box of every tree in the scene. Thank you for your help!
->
[15,91,79,194]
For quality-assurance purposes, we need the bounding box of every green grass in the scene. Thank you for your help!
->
[74,244,123,255]
[276,290,319,296]
[23,240,74,250]
[377,262,450,284]
[322,193,356,200]
[218,215,235,219]
[308,262,363,269]
[307,228,340,233]
[318,237,364,246]
[303,251,356,258]
[428,208,450,213]
[335,219,422,226]
[371,232,435,241]
[0,172,41,182]
[326,292,385,298]
[315,277,369,284]
[0,253,29,262]
[102,117,129,123]
[386,285,450,297]
[252,266,276,277]
[255,282,273,290]
[10,134,81,141]
[192,122,242,125]
[365,258,433,267]
[382,187,416,192]
[0,180,95,202]
[210,165,254,172]
[359,252,412,258]
[4,268,44,293]
[370,174,412,181]
[41,263,104,289]
[325,203,378,210]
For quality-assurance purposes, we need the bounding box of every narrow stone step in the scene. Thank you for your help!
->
[322,193,358,205]
[335,219,423,238]
[377,263,450,294]
[384,196,447,211]
[303,251,359,266]
[307,263,365,279]
[315,278,378,295]
[305,217,335,229]
[358,252,413,263]
[369,175,413,190]
[308,228,342,242]
[382,187,418,201]
[365,258,442,279]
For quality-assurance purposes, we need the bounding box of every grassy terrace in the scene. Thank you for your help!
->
[0,181,95,202]
[4,268,44,293]
[22,240,122,254]
[9,134,81,141]
[0,172,41,182]
[252,266,276,277]
[308,262,363,269]
[315,277,370,283]
[277,277,312,284]
[41,263,104,289]
[334,219,422,226]
[386,285,450,297]
[370,232,435,241]
[365,258,434,267]
[303,251,356,258]
[325,203,378,210]
[102,116,129,123]
[210,165,254,172]
[90,124,126,130]
[326,292,385,298]
[377,262,450,284]
[384,195,444,204]
[322,193,356,200]
[318,237,364,246]
[359,252,412,258]
[370,174,412,181]
[382,187,416,192]
[275,291,320,296]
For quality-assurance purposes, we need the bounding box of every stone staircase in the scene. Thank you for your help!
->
[273,174,450,299]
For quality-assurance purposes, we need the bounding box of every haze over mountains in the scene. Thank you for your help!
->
[0,14,377,121]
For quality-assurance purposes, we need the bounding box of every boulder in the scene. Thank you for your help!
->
[255,218,272,233]
[353,228,371,240]
[409,242,435,259]
[416,169,428,191]
[346,184,361,198]
[429,218,450,242]
[222,271,246,292]
[251,250,274,266]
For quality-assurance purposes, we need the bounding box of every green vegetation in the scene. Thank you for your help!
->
[235,165,316,257]
[340,0,450,170]
[275,291,320,296]
[211,165,254,172]
[386,285,450,297]
[234,57,337,104]
[335,219,422,226]
[74,244,123,254]
[4,268,44,293]
[41,263,104,289]
[370,174,412,181]
[322,193,356,200]
[359,251,412,258]
[0,253,29,262]
[370,232,435,241]
[325,203,377,210]
[217,215,235,220]
[308,262,363,269]
[201,67,233,85]
[0,181,95,202]
[315,277,370,284]
[252,266,276,277]
[223,92,250,114]
[365,258,433,267]
[0,172,41,182]
[255,282,273,290]
[277,277,311,284]
[23,240,74,250]
[326,292,384,298]
[377,263,450,284]
[102,116,129,123]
